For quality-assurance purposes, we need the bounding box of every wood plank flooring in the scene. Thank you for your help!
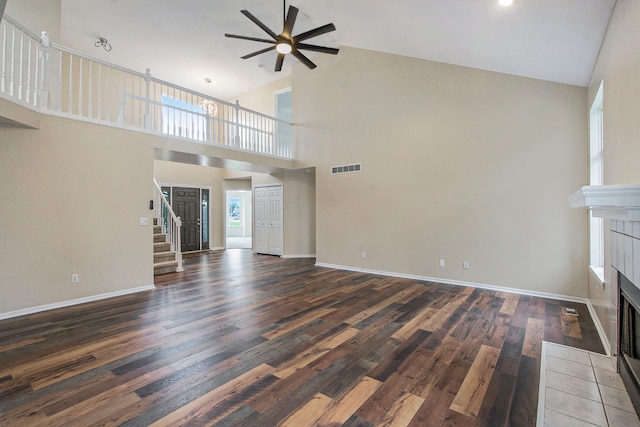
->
[0,250,605,426]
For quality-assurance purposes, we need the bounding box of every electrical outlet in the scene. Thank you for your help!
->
[463,261,469,269]
[71,274,79,283]
[439,259,445,268]
[361,251,366,259]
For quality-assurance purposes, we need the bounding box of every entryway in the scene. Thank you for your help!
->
[225,190,252,249]
[161,185,210,253]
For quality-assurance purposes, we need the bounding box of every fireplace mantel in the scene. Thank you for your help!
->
[569,185,640,221]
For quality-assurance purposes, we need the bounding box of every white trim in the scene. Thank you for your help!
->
[281,254,316,259]
[0,285,155,321]
[315,262,590,303]
[569,185,640,221]
[589,264,606,287]
[316,262,612,355]
[585,299,612,357]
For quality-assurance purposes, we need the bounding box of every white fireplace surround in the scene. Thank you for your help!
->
[569,185,640,222]
[569,184,640,289]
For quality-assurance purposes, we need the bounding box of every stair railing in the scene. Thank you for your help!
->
[153,179,184,272]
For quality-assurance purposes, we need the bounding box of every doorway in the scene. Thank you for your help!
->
[225,190,252,249]
[161,185,210,252]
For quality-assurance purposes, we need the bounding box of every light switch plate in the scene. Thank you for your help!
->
[140,217,149,226]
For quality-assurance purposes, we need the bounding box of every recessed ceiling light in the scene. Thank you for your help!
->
[499,0,514,6]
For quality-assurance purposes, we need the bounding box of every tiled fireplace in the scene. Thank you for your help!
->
[570,184,640,416]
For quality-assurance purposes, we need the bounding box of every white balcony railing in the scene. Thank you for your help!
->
[0,15,293,159]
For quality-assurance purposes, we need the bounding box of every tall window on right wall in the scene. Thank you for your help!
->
[589,81,604,281]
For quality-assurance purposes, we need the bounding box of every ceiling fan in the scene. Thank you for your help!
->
[225,2,339,72]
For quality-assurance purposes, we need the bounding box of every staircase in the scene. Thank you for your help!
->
[153,218,180,275]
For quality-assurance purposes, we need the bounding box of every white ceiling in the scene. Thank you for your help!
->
[59,0,616,100]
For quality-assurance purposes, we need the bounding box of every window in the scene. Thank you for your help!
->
[589,82,604,281]
[161,95,208,141]
[274,88,292,156]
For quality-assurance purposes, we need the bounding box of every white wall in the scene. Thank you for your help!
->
[293,46,588,297]
[586,0,640,353]
[0,113,155,316]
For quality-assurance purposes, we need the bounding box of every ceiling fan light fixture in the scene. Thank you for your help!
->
[276,42,292,54]
[225,2,338,72]
[498,0,514,6]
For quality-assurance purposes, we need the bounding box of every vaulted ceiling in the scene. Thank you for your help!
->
[59,0,616,100]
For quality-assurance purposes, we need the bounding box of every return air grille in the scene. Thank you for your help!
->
[331,163,361,175]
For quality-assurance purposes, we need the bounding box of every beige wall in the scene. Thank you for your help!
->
[0,113,155,315]
[293,46,589,297]
[6,0,61,41]
[283,170,316,257]
[587,0,640,353]
[234,76,291,117]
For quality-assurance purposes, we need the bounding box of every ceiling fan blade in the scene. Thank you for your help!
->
[225,34,276,44]
[283,5,299,37]
[240,9,279,40]
[294,23,336,42]
[296,43,339,55]
[292,50,317,69]
[275,53,285,72]
[241,46,276,59]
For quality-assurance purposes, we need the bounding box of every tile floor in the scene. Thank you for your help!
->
[537,341,640,426]
[226,236,252,249]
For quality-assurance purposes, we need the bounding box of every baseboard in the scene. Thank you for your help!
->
[585,300,612,356]
[281,254,316,259]
[315,262,591,304]
[0,285,155,321]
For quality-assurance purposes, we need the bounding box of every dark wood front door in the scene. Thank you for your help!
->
[172,187,200,252]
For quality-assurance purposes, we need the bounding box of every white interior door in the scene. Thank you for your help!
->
[267,186,283,255]
[254,185,283,255]
[254,187,268,254]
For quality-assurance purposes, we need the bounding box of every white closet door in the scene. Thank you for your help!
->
[253,187,268,254]
[254,185,283,255]
[267,186,283,256]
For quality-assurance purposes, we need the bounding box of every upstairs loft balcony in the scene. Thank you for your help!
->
[0,15,294,163]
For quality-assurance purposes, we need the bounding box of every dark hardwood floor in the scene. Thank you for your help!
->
[0,250,604,426]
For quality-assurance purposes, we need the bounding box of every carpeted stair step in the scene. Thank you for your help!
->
[154,260,178,275]
[154,251,176,263]
[154,242,171,253]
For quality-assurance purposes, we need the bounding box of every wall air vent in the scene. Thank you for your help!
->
[331,163,361,175]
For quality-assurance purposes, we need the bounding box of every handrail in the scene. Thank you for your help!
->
[153,179,184,273]
[0,14,294,159]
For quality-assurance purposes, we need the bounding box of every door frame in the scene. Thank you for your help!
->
[159,183,212,252]
[224,189,253,249]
